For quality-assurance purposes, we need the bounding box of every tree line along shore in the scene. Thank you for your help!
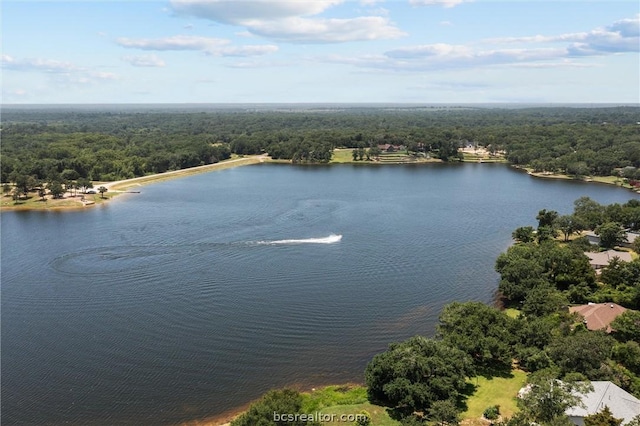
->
[2,106,639,211]
[225,197,640,426]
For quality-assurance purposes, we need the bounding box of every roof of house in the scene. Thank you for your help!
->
[584,231,639,245]
[569,303,627,332]
[626,232,639,244]
[566,381,640,424]
[585,250,633,267]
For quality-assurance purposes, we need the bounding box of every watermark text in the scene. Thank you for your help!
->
[274,411,368,423]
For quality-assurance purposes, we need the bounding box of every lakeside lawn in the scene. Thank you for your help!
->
[460,152,507,163]
[331,149,356,163]
[462,370,528,420]
[1,191,117,211]
[296,371,527,425]
[320,403,399,426]
[331,148,443,164]
[525,168,639,192]
[302,385,399,426]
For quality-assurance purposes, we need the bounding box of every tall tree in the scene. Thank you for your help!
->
[48,181,64,199]
[537,209,559,229]
[365,336,473,417]
[231,389,320,426]
[574,197,605,230]
[584,406,623,426]
[512,226,535,243]
[437,302,516,370]
[555,215,585,242]
[595,222,627,249]
[517,371,591,424]
[98,186,108,199]
[546,331,615,378]
[610,311,640,342]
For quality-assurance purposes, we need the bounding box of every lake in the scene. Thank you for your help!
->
[2,163,638,425]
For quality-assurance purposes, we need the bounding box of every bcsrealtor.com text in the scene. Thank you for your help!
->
[273,412,368,423]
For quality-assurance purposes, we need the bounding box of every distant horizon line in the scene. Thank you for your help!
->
[3,102,639,109]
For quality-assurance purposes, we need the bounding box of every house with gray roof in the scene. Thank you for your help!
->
[566,381,640,425]
[622,231,640,249]
[584,250,633,269]
[585,230,640,249]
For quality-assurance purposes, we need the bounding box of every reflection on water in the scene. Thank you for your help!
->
[2,164,638,425]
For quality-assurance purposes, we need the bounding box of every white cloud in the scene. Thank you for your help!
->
[607,14,640,37]
[116,35,228,51]
[225,59,290,68]
[410,0,472,8]
[328,15,639,72]
[2,54,79,73]
[507,61,597,69]
[485,15,639,56]
[379,44,566,70]
[116,35,278,57]
[170,0,405,43]
[2,55,118,83]
[235,31,254,38]
[386,43,472,59]
[122,54,166,67]
[171,0,343,24]
[246,16,406,43]
[219,44,279,56]
[88,71,118,80]
[2,55,118,86]
[327,44,582,72]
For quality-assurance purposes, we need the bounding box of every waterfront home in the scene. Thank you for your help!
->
[621,231,639,249]
[566,381,640,425]
[584,250,633,269]
[585,230,639,248]
[569,303,627,332]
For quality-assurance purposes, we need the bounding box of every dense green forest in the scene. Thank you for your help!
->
[2,106,639,188]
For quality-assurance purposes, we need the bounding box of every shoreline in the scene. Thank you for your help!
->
[515,166,640,193]
[0,155,267,212]
[3,159,638,213]
[178,382,366,426]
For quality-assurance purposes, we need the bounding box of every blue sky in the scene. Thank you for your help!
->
[2,0,639,104]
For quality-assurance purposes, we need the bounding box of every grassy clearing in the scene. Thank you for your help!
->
[301,385,368,412]
[300,385,399,426]
[331,149,356,163]
[460,152,507,163]
[330,149,442,164]
[524,169,638,192]
[320,403,399,426]
[504,308,521,319]
[1,191,117,211]
[462,370,528,420]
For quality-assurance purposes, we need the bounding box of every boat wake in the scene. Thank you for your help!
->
[257,234,342,245]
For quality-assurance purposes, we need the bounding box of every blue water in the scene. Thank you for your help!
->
[2,163,637,425]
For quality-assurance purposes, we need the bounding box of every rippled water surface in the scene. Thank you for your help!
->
[2,164,638,425]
